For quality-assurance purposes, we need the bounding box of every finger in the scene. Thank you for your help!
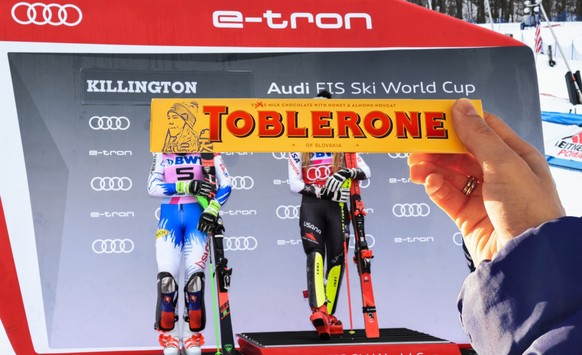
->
[483,111,553,181]
[422,173,479,220]
[408,152,482,179]
[452,99,521,170]
[409,161,480,194]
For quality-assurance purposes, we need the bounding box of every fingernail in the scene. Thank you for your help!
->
[456,98,479,116]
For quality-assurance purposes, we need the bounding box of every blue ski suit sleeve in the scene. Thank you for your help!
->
[458,216,582,355]
[213,153,231,206]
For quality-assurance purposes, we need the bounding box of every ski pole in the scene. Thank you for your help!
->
[343,229,355,335]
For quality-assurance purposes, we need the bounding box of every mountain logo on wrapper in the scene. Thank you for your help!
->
[150,98,483,153]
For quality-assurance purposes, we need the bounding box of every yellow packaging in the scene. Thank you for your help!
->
[150,98,483,153]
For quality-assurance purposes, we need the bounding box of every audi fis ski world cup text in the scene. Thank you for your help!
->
[266,81,476,96]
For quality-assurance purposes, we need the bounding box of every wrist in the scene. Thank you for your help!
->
[207,199,221,213]
[175,181,190,194]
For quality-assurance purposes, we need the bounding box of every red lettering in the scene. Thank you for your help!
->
[337,111,366,138]
[203,105,228,142]
[287,111,308,137]
[312,111,334,138]
[363,111,392,138]
[425,111,448,138]
[258,111,284,137]
[226,110,255,138]
[395,111,422,138]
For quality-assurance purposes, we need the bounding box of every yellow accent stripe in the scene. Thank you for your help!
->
[326,264,342,313]
[314,253,325,307]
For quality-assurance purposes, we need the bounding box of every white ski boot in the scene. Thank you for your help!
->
[158,329,180,355]
[182,325,204,355]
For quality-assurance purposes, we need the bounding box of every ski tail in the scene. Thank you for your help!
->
[344,152,380,338]
[211,223,238,354]
[339,179,355,334]
[199,153,240,354]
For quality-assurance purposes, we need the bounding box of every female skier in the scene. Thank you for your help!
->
[288,150,370,339]
[148,102,232,355]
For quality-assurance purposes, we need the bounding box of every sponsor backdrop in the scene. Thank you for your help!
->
[7,48,542,350]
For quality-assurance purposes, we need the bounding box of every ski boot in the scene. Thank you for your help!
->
[310,305,331,340]
[183,331,205,355]
[328,314,344,335]
[158,329,180,355]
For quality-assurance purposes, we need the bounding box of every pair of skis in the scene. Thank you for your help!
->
[198,153,239,355]
[343,152,380,338]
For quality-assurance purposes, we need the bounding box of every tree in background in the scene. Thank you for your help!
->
[407,0,580,22]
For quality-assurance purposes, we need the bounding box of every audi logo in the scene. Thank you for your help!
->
[223,236,258,251]
[88,116,130,130]
[452,232,464,246]
[12,2,82,26]
[231,176,254,190]
[91,177,133,191]
[92,239,134,254]
[392,203,430,217]
[276,205,300,219]
[387,153,410,159]
[272,152,288,160]
[348,234,376,248]
[359,178,370,189]
[305,166,332,180]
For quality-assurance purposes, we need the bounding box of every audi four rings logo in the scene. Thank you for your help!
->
[276,205,300,219]
[89,116,130,130]
[351,234,376,248]
[392,203,430,217]
[387,153,410,159]
[223,236,258,251]
[92,239,135,254]
[359,178,370,189]
[12,2,82,26]
[91,177,133,191]
[452,232,464,246]
[231,176,254,190]
[272,152,288,160]
[305,166,332,180]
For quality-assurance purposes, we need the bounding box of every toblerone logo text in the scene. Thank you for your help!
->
[204,106,448,141]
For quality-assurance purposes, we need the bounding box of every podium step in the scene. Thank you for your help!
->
[237,328,463,355]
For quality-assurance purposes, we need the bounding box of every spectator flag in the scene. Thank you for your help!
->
[535,23,543,54]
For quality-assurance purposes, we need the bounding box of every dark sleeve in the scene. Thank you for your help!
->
[457,217,582,355]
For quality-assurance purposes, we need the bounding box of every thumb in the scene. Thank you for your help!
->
[452,99,516,167]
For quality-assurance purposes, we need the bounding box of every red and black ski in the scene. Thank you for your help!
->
[198,153,240,355]
[344,152,380,338]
